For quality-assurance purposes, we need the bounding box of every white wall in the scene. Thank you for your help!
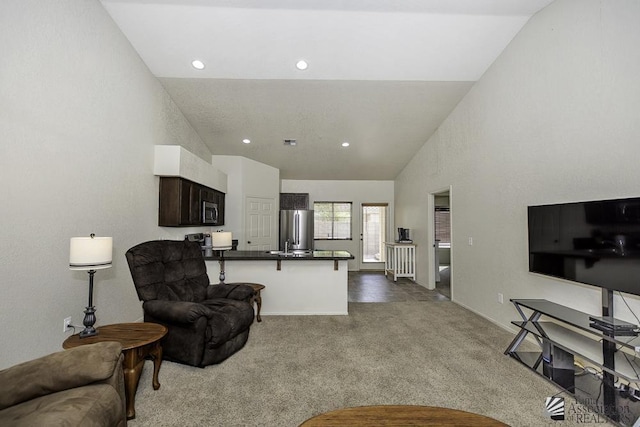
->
[211,156,280,249]
[0,0,212,368]
[282,180,394,271]
[395,0,640,328]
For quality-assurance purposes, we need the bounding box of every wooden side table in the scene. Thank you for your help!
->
[300,405,509,426]
[244,283,265,322]
[63,322,167,420]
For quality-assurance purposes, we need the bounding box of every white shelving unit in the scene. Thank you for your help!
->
[384,242,416,282]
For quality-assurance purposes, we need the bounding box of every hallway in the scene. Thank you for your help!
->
[348,271,449,303]
[435,266,451,299]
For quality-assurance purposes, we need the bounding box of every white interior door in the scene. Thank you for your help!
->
[245,197,276,251]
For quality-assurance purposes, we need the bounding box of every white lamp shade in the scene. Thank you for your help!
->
[69,236,113,270]
[211,231,232,249]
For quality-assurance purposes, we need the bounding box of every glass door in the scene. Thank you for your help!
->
[360,204,387,270]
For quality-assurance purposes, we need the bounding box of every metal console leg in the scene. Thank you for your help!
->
[504,302,542,355]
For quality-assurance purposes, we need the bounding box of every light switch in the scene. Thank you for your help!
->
[468,237,473,246]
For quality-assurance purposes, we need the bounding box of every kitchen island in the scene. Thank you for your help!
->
[204,250,354,316]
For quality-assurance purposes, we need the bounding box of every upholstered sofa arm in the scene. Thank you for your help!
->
[143,299,216,325]
[207,283,255,301]
[0,341,123,410]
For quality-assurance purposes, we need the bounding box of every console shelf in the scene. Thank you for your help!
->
[505,298,640,426]
[509,299,640,351]
[511,321,640,382]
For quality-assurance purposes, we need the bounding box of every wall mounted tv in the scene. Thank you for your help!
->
[528,197,640,296]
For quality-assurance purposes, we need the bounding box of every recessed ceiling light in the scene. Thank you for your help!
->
[242,139,251,144]
[341,142,350,147]
[295,60,308,71]
[191,59,205,70]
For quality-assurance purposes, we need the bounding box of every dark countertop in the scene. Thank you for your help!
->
[531,248,640,259]
[204,250,354,261]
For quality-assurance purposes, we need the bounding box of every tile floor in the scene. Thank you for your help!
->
[435,266,451,299]
[348,270,449,303]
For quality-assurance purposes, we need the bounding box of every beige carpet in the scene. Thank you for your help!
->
[129,301,610,426]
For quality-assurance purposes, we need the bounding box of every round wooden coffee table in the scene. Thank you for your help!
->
[299,405,509,426]
[62,322,167,420]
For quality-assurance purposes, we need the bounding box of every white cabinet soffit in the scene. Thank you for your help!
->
[154,145,227,192]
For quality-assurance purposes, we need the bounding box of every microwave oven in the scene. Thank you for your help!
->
[202,201,219,225]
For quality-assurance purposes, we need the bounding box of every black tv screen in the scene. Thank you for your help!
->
[528,197,640,296]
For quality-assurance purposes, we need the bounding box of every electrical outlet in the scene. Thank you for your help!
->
[497,293,504,304]
[63,317,72,333]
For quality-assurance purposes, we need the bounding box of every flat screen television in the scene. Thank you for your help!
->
[528,197,640,296]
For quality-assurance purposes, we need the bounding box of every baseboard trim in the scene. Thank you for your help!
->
[261,311,349,316]
[453,300,518,335]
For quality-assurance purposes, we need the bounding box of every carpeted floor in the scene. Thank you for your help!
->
[129,301,610,426]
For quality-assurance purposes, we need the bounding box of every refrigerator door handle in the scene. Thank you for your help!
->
[294,212,300,245]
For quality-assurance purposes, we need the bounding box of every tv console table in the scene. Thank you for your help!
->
[505,297,640,426]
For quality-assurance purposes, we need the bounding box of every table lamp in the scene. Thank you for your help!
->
[69,234,113,338]
[211,231,232,284]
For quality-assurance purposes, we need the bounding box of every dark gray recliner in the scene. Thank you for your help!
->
[125,240,255,367]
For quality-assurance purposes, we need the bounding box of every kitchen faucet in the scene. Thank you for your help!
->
[597,234,627,254]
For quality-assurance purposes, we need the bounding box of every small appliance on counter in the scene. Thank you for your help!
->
[397,228,412,243]
[185,233,212,257]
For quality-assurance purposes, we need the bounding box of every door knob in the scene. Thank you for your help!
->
[247,241,252,244]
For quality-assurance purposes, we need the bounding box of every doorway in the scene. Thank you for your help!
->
[245,197,276,251]
[359,203,388,270]
[429,188,452,299]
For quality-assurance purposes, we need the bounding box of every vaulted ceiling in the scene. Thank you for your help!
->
[101,0,554,180]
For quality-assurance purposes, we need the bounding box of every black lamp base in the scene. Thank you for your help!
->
[216,249,228,285]
[79,328,98,338]
[79,305,98,338]
[79,269,99,338]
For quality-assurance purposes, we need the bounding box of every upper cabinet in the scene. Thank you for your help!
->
[159,177,225,227]
[280,193,309,210]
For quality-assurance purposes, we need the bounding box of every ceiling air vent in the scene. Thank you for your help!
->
[283,139,297,146]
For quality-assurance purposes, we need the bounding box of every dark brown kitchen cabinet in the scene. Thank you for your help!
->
[280,193,309,210]
[158,177,225,226]
[200,187,216,204]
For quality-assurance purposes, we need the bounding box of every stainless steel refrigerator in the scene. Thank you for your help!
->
[279,210,314,251]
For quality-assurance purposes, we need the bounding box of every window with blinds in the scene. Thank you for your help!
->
[435,206,451,247]
[314,202,352,240]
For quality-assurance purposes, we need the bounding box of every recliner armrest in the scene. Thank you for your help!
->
[0,342,123,410]
[143,300,216,325]
[207,283,255,301]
